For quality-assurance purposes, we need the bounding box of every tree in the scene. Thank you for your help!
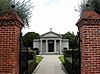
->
[23,32,39,48]
[91,0,100,14]
[0,0,33,26]
[77,0,100,14]
[62,32,79,49]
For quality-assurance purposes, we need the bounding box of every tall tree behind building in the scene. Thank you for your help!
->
[62,32,79,49]
[23,32,39,48]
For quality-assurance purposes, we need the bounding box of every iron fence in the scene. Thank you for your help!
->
[20,33,28,74]
[72,32,81,74]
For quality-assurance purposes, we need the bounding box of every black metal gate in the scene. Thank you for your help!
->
[72,32,81,74]
[20,33,28,74]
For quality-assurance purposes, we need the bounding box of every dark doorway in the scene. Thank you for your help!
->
[48,40,54,52]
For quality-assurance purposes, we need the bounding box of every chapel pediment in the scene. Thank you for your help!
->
[40,31,61,38]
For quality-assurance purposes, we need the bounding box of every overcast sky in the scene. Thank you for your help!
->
[22,0,82,35]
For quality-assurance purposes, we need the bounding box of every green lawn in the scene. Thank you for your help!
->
[28,56,43,74]
[59,55,72,63]
[28,55,43,65]
[59,55,72,74]
[36,56,43,63]
[59,55,65,64]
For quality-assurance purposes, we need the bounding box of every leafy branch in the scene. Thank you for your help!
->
[0,0,34,26]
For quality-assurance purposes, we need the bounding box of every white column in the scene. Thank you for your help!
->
[40,39,42,54]
[60,39,62,54]
[46,40,48,52]
[54,40,56,52]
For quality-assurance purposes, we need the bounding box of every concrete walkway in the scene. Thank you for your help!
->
[32,55,68,74]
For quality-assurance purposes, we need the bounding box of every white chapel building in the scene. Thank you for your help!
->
[33,29,69,54]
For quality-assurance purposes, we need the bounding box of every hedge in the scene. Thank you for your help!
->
[28,51,36,60]
[28,60,37,74]
[59,56,72,74]
[28,56,43,74]
[64,57,72,74]
[63,49,80,74]
[33,48,40,55]
[62,49,72,74]
[63,49,72,57]
[28,51,36,74]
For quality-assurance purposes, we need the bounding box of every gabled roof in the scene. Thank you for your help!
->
[40,31,61,38]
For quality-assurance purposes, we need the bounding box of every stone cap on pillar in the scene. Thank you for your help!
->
[76,10,100,28]
[0,10,24,28]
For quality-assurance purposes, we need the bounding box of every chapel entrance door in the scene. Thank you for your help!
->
[48,40,54,52]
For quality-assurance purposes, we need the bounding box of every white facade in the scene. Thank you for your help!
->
[33,31,69,54]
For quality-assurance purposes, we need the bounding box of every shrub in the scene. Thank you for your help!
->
[28,51,36,74]
[28,56,43,74]
[64,57,72,74]
[28,60,37,74]
[63,47,68,50]
[59,56,72,74]
[63,50,72,57]
[28,51,36,60]
[33,48,40,55]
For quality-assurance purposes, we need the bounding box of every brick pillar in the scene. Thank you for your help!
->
[76,10,100,74]
[0,10,24,74]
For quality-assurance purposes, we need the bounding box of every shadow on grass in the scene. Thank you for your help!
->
[28,56,43,74]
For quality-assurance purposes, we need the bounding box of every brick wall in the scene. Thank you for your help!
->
[0,10,24,74]
[76,10,100,74]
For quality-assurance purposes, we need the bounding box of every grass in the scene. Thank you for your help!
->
[59,55,72,63]
[59,55,65,64]
[28,55,43,65]
[28,56,43,74]
[36,56,43,64]
[59,55,72,74]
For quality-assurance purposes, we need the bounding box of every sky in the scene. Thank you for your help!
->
[22,0,82,35]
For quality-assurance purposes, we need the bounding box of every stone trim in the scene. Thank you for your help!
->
[0,10,24,27]
[0,20,23,28]
[76,19,100,28]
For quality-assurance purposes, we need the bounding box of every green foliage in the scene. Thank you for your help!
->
[28,51,36,60]
[78,0,100,14]
[62,32,79,49]
[64,57,72,74]
[36,56,43,64]
[28,60,36,74]
[28,56,43,74]
[0,0,33,26]
[63,50,72,57]
[33,48,40,55]
[59,56,65,64]
[91,0,100,14]
[59,56,72,74]
[23,32,39,48]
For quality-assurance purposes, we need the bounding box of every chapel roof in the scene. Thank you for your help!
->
[40,28,62,38]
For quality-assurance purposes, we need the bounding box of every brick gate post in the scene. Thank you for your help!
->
[76,10,100,74]
[0,10,24,74]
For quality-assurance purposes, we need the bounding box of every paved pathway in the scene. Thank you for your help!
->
[32,55,68,74]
